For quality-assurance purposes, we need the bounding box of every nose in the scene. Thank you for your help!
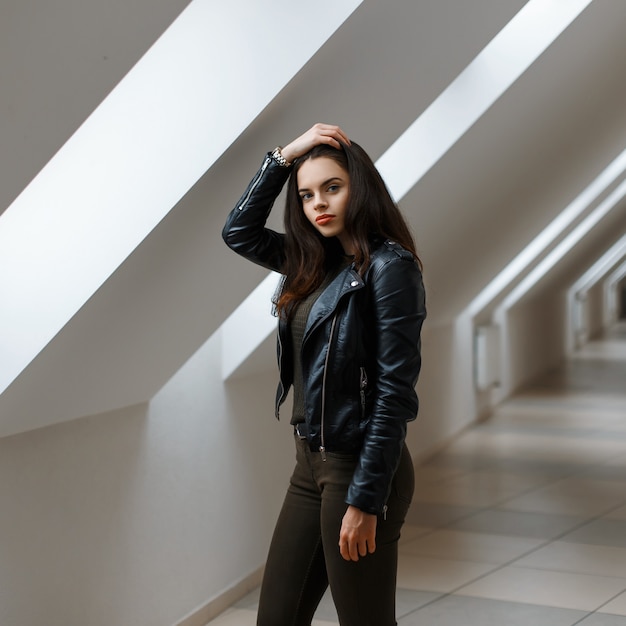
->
[314,193,327,210]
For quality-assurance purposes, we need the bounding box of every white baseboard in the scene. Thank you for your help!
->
[173,566,264,626]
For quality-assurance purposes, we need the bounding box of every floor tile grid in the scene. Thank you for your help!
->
[398,402,626,622]
[402,386,626,618]
[395,496,626,622]
[572,593,626,625]
[394,518,626,621]
[442,504,622,588]
[409,446,626,530]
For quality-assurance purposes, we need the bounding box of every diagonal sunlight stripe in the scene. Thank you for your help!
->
[376,0,593,202]
[607,259,626,284]
[0,0,362,395]
[222,272,281,380]
[570,235,626,295]
[606,259,626,292]
[466,149,626,317]
[500,180,626,309]
[221,0,593,380]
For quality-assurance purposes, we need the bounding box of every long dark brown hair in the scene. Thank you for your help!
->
[275,141,421,317]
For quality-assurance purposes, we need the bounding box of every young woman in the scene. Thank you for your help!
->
[222,123,426,626]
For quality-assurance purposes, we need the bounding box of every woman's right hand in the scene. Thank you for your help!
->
[280,123,351,164]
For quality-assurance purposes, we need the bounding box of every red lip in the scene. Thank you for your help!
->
[316,214,335,225]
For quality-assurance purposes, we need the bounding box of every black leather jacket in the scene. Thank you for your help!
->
[222,154,426,514]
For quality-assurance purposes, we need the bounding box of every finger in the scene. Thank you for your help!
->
[339,539,349,561]
[334,127,351,146]
[323,134,349,151]
[348,539,360,562]
[358,539,368,557]
[339,536,359,561]
[368,536,376,554]
[316,130,342,148]
[328,127,350,147]
[315,123,350,147]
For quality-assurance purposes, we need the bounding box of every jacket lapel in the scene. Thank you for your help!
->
[303,266,364,344]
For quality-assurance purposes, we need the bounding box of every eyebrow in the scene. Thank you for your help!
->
[298,177,344,194]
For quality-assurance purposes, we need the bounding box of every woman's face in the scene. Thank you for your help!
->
[297,156,353,254]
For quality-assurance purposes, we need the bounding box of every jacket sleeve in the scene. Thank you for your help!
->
[346,254,426,514]
[222,154,291,273]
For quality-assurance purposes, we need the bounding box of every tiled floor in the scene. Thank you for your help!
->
[207,323,626,625]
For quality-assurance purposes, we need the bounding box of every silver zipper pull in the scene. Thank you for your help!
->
[319,446,327,462]
[383,505,388,521]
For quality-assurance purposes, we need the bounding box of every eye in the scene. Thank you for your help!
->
[327,184,340,193]
[300,192,313,201]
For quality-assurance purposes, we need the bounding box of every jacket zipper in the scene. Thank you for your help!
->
[238,157,270,211]
[275,325,285,418]
[319,313,338,461]
[359,366,368,419]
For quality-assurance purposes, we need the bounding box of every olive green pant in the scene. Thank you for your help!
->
[257,436,414,626]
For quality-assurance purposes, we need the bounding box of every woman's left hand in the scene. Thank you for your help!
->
[339,505,377,561]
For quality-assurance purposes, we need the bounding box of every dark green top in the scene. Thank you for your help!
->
[290,258,352,425]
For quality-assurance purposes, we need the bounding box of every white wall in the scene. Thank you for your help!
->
[406,319,476,463]
[0,330,295,626]
[503,292,567,395]
[587,282,605,338]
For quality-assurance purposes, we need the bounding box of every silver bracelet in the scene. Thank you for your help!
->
[271,146,293,168]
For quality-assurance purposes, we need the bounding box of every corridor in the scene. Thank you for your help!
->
[208,323,626,625]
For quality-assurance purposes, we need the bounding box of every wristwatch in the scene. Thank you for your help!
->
[271,146,293,168]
